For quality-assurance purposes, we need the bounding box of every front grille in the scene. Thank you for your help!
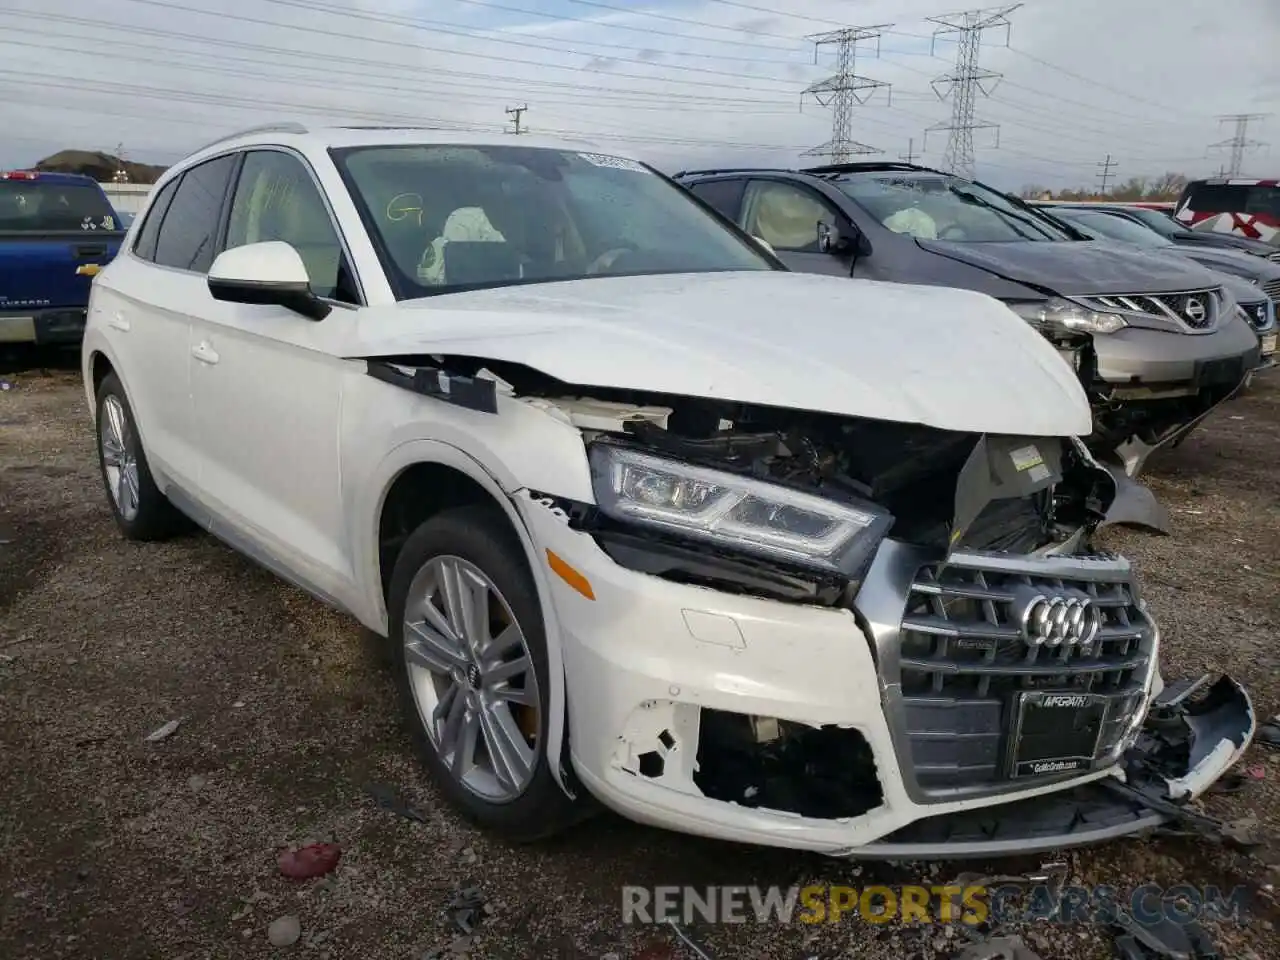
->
[1081,288,1220,331]
[897,556,1154,791]
[1265,251,1280,263]
[1240,300,1269,330]
[1262,278,1280,302]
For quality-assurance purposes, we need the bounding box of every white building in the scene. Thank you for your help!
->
[101,182,154,215]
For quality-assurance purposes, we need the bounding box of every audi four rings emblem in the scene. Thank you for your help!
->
[1018,592,1101,648]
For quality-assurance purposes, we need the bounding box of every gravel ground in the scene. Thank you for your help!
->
[2,356,1278,960]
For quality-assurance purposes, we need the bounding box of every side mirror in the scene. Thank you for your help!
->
[207,241,331,322]
[818,220,870,257]
[816,220,843,253]
[751,235,776,256]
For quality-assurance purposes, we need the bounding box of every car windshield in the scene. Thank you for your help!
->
[1058,210,1173,248]
[0,179,119,233]
[832,172,1070,242]
[331,144,774,299]
[1112,207,1181,237]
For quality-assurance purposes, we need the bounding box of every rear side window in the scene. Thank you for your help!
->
[0,180,118,233]
[687,178,746,221]
[153,154,237,273]
[1184,183,1258,214]
[132,178,180,262]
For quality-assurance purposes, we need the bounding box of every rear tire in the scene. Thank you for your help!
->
[94,372,190,541]
[387,504,581,841]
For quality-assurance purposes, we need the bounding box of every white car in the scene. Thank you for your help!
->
[81,124,1253,856]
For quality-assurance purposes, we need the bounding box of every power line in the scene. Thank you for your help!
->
[1095,153,1117,194]
[924,4,1021,179]
[442,0,810,53]
[264,0,820,68]
[114,0,810,95]
[1004,46,1200,117]
[1208,113,1269,177]
[801,25,892,163]
[0,14,815,111]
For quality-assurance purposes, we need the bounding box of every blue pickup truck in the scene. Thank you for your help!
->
[0,170,125,346]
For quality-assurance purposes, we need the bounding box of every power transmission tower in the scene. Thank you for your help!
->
[505,104,529,134]
[900,138,917,163]
[112,142,129,183]
[1095,153,1117,194]
[924,4,1021,179]
[801,25,891,164]
[1208,113,1268,176]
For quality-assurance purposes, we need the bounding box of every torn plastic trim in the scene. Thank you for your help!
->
[831,674,1256,859]
[1097,466,1172,535]
[366,359,499,414]
[1147,675,1256,801]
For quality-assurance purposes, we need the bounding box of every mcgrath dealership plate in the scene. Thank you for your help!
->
[1008,691,1108,778]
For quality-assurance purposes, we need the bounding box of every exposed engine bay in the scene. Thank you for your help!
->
[369,353,1119,609]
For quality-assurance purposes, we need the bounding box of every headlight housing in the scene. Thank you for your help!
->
[1006,297,1127,335]
[587,442,892,576]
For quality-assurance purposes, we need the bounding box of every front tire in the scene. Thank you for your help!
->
[388,505,580,841]
[94,372,189,541]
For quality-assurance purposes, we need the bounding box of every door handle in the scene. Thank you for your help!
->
[107,311,130,332]
[192,341,220,365]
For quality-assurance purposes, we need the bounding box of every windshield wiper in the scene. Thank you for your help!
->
[946,185,1062,240]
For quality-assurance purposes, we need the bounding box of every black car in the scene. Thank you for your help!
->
[673,162,1261,477]
[1051,203,1280,260]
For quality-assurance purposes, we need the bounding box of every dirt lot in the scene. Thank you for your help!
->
[2,358,1279,960]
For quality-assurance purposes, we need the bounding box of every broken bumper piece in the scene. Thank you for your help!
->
[840,675,1257,860]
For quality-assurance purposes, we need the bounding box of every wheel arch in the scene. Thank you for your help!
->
[361,440,575,798]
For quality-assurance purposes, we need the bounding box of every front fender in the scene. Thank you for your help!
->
[352,437,576,797]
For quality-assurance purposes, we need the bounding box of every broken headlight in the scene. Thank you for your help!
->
[587,442,892,575]
[1006,298,1127,335]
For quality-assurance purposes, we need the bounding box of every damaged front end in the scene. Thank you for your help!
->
[368,354,1256,856]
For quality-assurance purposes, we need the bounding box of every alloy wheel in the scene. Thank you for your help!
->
[403,555,541,803]
[100,394,141,522]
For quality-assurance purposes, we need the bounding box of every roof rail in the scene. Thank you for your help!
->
[800,161,946,176]
[671,166,794,179]
[194,122,309,153]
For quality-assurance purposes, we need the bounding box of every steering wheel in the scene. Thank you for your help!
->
[585,244,638,275]
[937,224,966,240]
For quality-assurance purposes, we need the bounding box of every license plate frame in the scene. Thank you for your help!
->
[1194,355,1246,388]
[1007,690,1109,779]
[1261,333,1277,357]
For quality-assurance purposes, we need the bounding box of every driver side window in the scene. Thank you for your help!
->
[224,150,359,304]
[741,181,836,253]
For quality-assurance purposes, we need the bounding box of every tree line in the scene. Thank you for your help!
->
[1019,172,1188,203]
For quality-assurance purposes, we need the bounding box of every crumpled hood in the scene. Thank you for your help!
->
[917,238,1226,296]
[351,271,1092,436]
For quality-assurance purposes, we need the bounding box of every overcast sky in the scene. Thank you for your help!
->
[1,0,1277,191]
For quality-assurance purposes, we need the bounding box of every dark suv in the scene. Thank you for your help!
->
[674,162,1262,477]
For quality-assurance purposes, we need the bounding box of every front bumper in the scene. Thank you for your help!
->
[0,308,87,346]
[520,498,1255,857]
[1088,320,1260,392]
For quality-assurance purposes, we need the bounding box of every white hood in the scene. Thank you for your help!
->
[351,271,1092,436]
